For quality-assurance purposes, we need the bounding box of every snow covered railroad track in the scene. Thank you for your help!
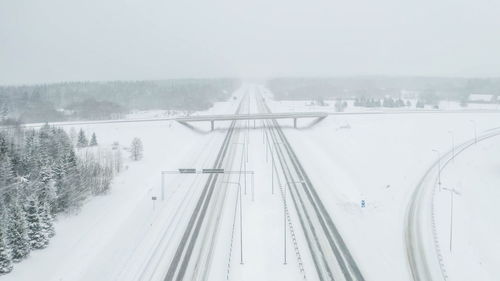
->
[257,93,365,281]
[162,99,246,281]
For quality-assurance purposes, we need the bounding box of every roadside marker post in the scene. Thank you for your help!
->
[152,196,157,210]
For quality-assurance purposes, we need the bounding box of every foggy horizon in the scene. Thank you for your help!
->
[1,1,500,280]
[2,0,500,85]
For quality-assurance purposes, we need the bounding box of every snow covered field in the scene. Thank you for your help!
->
[273,99,500,114]
[2,92,242,281]
[5,84,500,281]
[265,89,500,280]
[435,135,500,280]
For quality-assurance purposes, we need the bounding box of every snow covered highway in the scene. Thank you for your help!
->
[257,91,364,281]
[4,84,500,281]
[2,2,500,279]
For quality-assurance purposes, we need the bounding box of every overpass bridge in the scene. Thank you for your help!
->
[175,112,328,130]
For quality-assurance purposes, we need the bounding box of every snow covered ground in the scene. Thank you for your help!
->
[273,99,500,114]
[435,134,500,280]
[265,88,500,280]
[5,84,500,281]
[3,90,242,281]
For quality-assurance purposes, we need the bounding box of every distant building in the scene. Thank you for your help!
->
[56,108,75,116]
[468,94,497,103]
[400,89,420,99]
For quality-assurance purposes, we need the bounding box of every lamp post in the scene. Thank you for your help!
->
[232,142,248,194]
[432,149,442,191]
[271,151,275,195]
[222,181,244,264]
[442,187,461,253]
[469,120,477,144]
[448,130,455,161]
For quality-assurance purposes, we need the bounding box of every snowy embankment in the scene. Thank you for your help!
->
[3,92,242,281]
[272,99,500,114]
[264,89,500,281]
[434,134,500,280]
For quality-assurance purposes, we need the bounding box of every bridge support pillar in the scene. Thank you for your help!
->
[293,118,297,128]
[211,120,214,131]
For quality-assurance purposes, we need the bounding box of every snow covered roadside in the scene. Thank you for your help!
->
[434,134,500,280]
[2,91,243,281]
[270,99,500,114]
[206,88,311,281]
[264,87,500,280]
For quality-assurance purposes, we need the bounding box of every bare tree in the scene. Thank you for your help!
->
[130,138,143,161]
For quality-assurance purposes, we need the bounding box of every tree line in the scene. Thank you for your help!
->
[0,79,240,123]
[267,76,500,102]
[0,124,121,274]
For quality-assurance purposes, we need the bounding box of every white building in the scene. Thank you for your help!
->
[468,94,496,103]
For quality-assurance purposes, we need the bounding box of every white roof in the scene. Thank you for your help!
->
[468,94,494,102]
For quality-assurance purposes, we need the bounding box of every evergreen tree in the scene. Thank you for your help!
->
[69,128,77,145]
[53,157,67,213]
[0,134,8,158]
[37,162,56,212]
[0,104,8,121]
[57,149,84,211]
[25,197,48,249]
[0,155,14,191]
[21,131,40,176]
[76,129,88,148]
[0,228,13,274]
[89,133,97,146]
[7,201,30,262]
[38,203,55,239]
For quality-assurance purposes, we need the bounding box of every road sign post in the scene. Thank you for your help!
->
[160,169,254,201]
[152,196,157,210]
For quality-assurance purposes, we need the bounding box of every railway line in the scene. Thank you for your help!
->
[256,89,365,281]
[162,96,247,281]
[163,86,365,281]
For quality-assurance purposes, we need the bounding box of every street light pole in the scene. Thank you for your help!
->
[442,187,461,253]
[232,142,248,194]
[283,182,287,265]
[161,172,165,201]
[448,130,455,161]
[223,181,244,264]
[469,120,477,144]
[271,156,275,195]
[432,149,442,191]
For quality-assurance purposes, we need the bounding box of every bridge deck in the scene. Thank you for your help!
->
[175,112,328,130]
[175,112,328,122]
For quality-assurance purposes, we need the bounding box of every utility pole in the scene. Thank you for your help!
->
[448,130,455,161]
[271,156,275,195]
[469,120,477,144]
[161,172,165,200]
[283,182,287,265]
[222,181,244,264]
[232,142,248,194]
[442,187,461,253]
[432,149,442,191]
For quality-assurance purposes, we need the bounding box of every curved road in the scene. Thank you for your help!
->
[405,126,500,281]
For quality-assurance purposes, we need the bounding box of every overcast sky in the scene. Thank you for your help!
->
[1,0,499,85]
